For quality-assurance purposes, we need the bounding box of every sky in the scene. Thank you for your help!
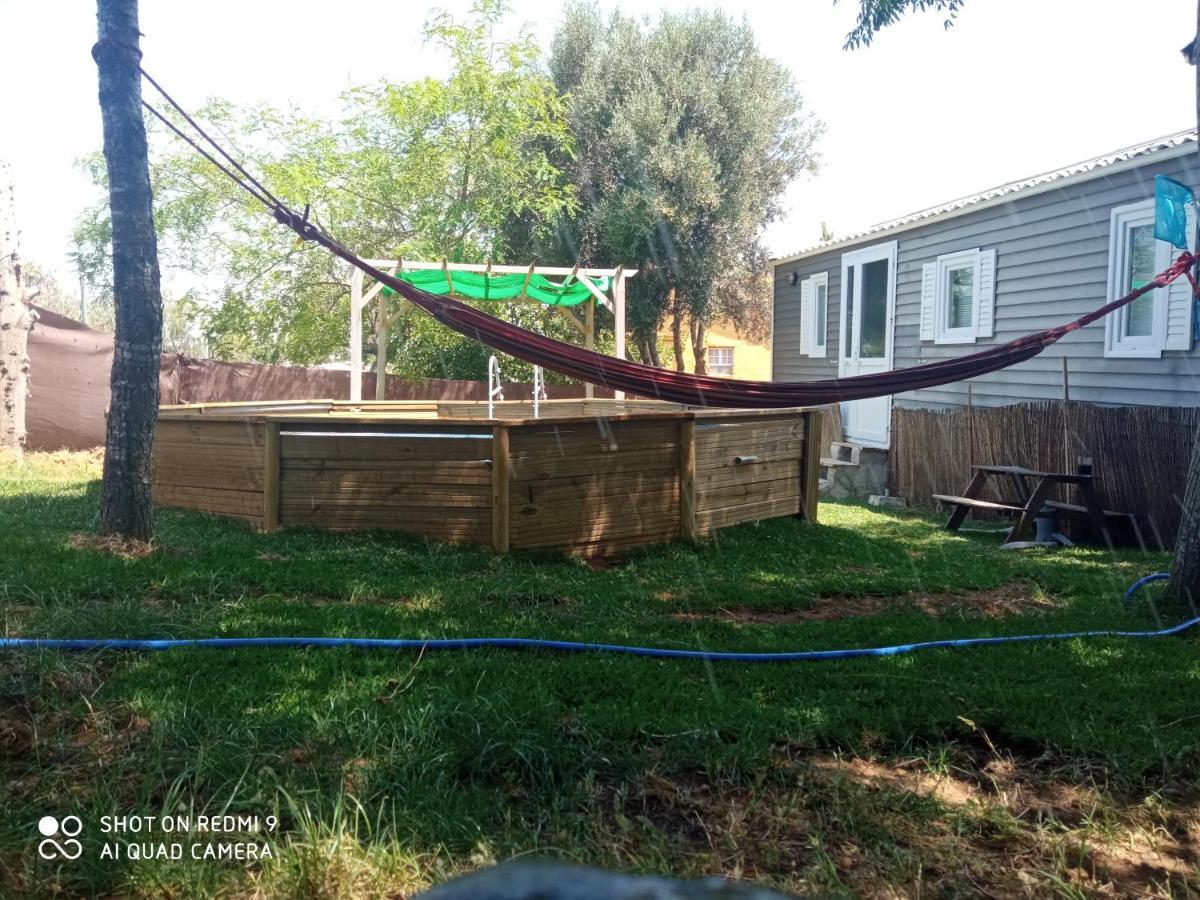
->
[0,0,1195,292]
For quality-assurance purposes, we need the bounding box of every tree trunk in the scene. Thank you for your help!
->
[669,288,686,372]
[637,334,661,368]
[0,173,37,456]
[690,317,707,375]
[1168,0,1200,602]
[95,0,163,539]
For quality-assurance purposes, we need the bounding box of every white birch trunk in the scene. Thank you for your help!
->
[0,169,37,456]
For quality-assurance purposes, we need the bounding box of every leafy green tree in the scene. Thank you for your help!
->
[838,0,965,48]
[162,294,206,356]
[73,0,579,379]
[528,6,821,371]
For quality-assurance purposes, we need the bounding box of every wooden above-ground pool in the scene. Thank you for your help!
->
[153,399,824,556]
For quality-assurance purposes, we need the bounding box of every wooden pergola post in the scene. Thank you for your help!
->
[349,267,364,402]
[584,295,595,399]
[349,263,398,402]
[613,267,626,401]
[566,260,593,400]
[375,290,388,401]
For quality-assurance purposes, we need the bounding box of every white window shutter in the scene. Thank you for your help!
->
[1164,205,1195,352]
[799,278,813,356]
[811,280,828,359]
[977,249,997,338]
[920,263,936,341]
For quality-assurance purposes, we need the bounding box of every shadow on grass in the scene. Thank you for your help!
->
[2,469,1197,896]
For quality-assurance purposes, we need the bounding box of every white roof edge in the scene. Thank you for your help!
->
[771,130,1198,267]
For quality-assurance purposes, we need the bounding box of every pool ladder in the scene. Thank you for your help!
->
[488,357,547,419]
[487,355,504,418]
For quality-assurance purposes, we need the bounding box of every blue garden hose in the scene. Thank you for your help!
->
[1124,572,1170,606]
[0,618,1198,661]
[0,574,1195,662]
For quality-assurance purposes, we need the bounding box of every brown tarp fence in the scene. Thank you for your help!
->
[26,306,607,451]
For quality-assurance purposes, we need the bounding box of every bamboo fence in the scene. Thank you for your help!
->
[890,401,1200,547]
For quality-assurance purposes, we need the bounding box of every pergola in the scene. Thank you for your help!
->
[347,260,637,402]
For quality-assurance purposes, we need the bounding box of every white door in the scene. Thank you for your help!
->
[838,242,897,448]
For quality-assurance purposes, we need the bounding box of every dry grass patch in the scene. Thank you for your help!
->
[600,756,1200,898]
[811,756,980,808]
[802,746,1200,898]
[0,662,140,807]
[68,532,157,560]
[674,581,1059,624]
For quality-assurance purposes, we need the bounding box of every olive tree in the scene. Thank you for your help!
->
[540,6,822,370]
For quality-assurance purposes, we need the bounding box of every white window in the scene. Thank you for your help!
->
[707,346,734,375]
[1103,199,1193,358]
[920,248,996,344]
[799,272,828,358]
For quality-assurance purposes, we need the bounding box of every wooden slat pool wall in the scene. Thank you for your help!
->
[151,403,822,553]
[276,423,494,544]
[153,419,268,529]
[691,410,821,535]
[505,416,683,556]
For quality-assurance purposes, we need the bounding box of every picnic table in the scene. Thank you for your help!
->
[933,464,1145,547]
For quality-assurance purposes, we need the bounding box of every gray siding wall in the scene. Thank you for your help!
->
[772,254,843,382]
[772,151,1200,409]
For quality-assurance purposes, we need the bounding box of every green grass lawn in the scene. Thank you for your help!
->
[2,452,1198,898]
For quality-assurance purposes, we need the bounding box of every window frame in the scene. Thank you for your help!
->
[934,248,982,345]
[1104,199,1171,359]
[707,346,734,375]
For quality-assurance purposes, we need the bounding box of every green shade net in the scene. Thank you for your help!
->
[382,269,609,307]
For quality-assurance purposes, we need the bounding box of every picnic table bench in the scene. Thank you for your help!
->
[933,464,1146,547]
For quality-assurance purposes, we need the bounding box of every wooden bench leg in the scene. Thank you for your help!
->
[1078,481,1112,549]
[1146,516,1165,553]
[1009,472,1032,506]
[1010,477,1057,543]
[946,470,988,531]
[1126,515,1147,553]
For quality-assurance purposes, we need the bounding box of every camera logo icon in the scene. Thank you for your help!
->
[37,816,83,860]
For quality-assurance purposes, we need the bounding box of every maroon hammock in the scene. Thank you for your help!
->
[298,220,1196,408]
[129,59,1198,409]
